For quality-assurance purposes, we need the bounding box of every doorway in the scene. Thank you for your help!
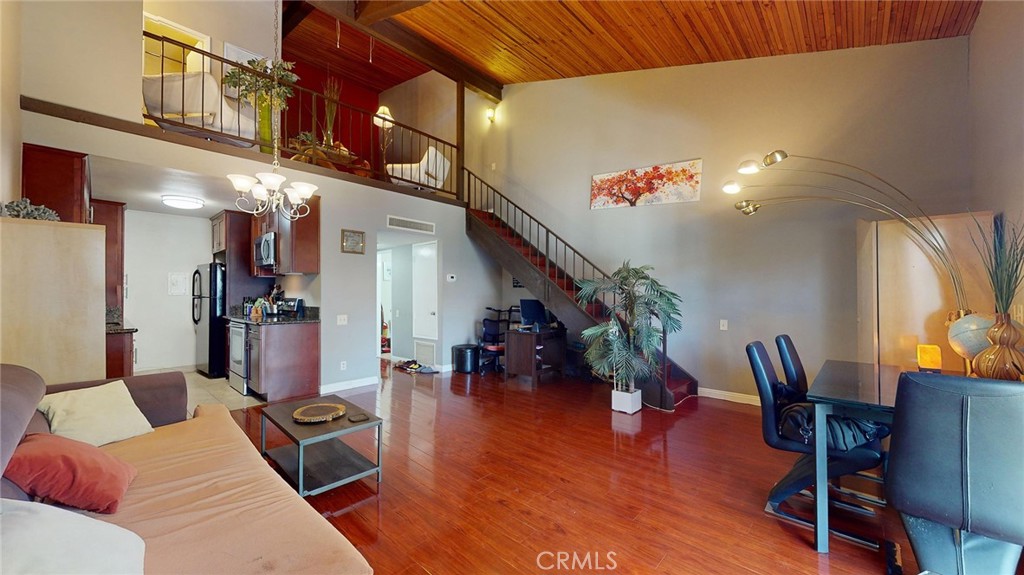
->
[376,233,439,366]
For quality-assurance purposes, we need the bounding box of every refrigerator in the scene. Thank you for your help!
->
[193,263,226,378]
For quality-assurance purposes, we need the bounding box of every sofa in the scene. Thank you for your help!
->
[0,364,373,574]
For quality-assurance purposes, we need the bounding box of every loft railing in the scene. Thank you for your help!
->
[464,169,616,312]
[141,31,457,196]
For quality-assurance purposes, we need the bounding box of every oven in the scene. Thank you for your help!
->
[228,321,248,394]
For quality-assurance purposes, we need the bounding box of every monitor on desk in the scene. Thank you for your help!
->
[519,299,548,328]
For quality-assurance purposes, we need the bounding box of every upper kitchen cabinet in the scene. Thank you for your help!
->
[90,199,126,309]
[250,196,320,276]
[211,211,227,253]
[216,210,274,307]
[21,144,91,223]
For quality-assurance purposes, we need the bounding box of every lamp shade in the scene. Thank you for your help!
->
[161,195,204,210]
[251,184,269,201]
[255,172,287,192]
[373,106,394,128]
[227,174,258,193]
[737,160,760,175]
[722,181,742,194]
[762,150,789,167]
[290,181,318,200]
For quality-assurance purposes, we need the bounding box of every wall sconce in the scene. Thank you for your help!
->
[486,107,496,123]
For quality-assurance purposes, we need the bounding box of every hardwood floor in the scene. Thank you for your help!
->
[233,361,917,574]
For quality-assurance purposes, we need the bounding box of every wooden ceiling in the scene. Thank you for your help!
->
[287,1,983,97]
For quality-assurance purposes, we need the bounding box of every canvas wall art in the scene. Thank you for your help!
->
[590,159,702,210]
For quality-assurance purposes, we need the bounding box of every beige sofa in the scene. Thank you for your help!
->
[0,364,373,574]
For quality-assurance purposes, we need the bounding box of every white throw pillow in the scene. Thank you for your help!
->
[36,380,153,447]
[0,499,145,574]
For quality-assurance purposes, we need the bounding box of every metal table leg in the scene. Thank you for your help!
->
[814,402,832,553]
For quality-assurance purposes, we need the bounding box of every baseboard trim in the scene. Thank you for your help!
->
[698,388,759,406]
[321,376,380,395]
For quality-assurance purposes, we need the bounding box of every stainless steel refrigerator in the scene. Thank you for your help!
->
[193,263,226,378]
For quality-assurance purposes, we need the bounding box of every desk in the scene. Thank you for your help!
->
[807,360,899,553]
[504,328,566,380]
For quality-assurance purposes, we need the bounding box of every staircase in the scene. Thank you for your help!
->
[463,170,698,409]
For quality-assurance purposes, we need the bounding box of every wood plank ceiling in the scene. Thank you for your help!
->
[286,0,982,93]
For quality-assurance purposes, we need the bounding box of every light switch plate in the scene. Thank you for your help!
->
[337,314,348,325]
[719,319,728,331]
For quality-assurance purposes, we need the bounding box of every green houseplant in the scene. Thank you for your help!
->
[971,213,1024,381]
[577,261,683,413]
[223,58,298,152]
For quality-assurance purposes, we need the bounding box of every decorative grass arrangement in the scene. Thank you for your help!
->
[972,213,1024,313]
[321,77,341,147]
[576,262,683,392]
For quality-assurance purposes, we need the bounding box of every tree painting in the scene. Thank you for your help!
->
[590,159,702,210]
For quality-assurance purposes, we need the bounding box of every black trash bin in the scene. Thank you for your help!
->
[452,344,479,374]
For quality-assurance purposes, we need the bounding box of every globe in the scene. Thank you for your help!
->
[948,313,1024,360]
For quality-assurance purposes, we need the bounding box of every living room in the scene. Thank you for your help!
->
[3,1,1023,574]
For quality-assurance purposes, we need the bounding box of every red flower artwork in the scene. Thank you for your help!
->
[590,159,702,210]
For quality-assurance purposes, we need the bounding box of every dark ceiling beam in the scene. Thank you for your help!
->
[282,1,316,39]
[308,0,503,102]
[354,1,429,26]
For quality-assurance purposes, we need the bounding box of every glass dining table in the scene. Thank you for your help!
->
[806,360,902,553]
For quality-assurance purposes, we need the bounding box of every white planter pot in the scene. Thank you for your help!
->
[611,388,642,414]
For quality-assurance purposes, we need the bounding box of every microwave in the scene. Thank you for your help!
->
[254,231,276,268]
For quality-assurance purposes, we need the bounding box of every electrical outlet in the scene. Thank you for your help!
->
[339,361,347,371]
[337,314,348,326]
[719,319,728,331]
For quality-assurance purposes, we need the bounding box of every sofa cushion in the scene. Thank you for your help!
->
[0,365,46,474]
[0,498,145,575]
[36,380,153,446]
[4,433,137,513]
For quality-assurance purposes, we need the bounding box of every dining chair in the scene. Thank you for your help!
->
[478,318,505,375]
[746,341,884,546]
[775,334,808,394]
[887,371,1024,575]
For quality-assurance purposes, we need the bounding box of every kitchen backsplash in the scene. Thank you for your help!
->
[227,305,319,320]
[106,306,122,325]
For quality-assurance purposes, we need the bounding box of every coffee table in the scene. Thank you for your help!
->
[260,394,382,497]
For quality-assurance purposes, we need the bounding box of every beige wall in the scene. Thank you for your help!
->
[1,1,21,203]
[21,1,142,122]
[490,38,973,396]
[969,1,1024,214]
[380,71,457,164]
[143,1,276,60]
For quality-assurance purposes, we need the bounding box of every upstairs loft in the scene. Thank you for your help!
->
[140,30,460,202]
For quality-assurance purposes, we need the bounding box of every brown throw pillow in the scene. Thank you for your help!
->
[3,433,137,513]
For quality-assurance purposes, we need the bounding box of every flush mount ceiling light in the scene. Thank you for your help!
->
[161,195,205,210]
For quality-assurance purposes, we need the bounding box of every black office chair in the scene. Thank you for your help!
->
[775,334,808,394]
[887,371,1024,575]
[478,318,505,374]
[746,341,884,545]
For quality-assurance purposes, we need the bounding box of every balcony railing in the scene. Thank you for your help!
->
[142,31,457,197]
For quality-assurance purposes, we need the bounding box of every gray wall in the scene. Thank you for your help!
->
[389,245,414,359]
[969,1,1024,215]
[483,38,974,397]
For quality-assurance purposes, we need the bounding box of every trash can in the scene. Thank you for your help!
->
[452,344,479,374]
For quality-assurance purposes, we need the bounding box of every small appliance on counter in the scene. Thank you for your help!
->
[278,297,305,317]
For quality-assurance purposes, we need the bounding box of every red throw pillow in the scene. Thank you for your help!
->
[3,433,137,513]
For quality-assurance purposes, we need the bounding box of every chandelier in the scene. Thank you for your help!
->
[226,0,316,221]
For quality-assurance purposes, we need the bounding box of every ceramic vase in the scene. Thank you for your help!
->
[971,313,1024,381]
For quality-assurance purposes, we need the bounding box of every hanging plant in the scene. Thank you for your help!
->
[223,58,298,111]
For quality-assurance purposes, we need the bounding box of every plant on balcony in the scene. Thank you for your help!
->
[321,77,341,148]
[223,58,298,151]
[577,261,683,412]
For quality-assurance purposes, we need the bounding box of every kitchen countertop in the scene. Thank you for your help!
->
[106,323,138,335]
[226,315,320,326]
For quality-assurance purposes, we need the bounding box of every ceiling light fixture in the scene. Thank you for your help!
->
[226,0,316,221]
[161,195,205,210]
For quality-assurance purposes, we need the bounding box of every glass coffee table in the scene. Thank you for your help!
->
[260,394,382,497]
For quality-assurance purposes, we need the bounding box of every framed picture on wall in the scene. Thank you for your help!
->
[341,229,365,254]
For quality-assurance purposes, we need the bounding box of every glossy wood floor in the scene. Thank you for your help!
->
[233,362,917,574]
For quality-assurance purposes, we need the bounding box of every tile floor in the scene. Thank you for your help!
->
[139,368,264,413]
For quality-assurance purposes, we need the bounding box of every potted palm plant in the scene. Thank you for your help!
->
[971,213,1024,381]
[577,262,683,413]
[223,58,298,152]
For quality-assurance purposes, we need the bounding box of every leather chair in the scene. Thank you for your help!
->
[887,371,1024,575]
[746,341,884,545]
[775,334,808,394]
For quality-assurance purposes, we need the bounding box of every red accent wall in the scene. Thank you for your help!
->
[282,53,379,161]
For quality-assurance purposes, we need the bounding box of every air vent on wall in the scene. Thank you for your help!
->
[387,215,435,235]
[414,341,436,366]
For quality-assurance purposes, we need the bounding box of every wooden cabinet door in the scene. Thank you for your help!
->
[91,199,125,310]
[21,144,90,223]
[289,196,320,274]
[211,212,226,253]
[261,323,319,402]
[222,211,274,307]
[105,332,134,378]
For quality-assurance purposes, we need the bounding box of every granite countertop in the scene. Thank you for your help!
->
[106,323,138,334]
[226,314,320,326]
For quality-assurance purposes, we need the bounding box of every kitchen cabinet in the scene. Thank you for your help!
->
[105,332,134,378]
[211,212,227,253]
[217,210,274,307]
[249,196,320,276]
[248,321,320,402]
[21,143,91,223]
[91,199,126,309]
